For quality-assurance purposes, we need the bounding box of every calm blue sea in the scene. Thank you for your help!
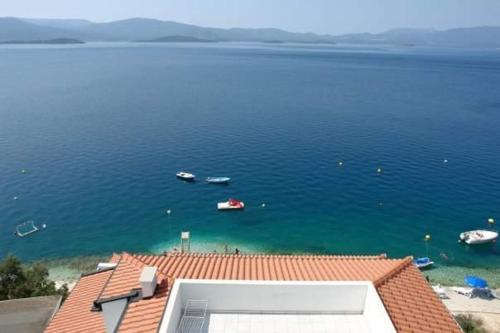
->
[1,42,499,270]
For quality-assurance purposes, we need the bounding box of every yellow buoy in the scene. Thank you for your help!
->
[488,218,495,224]
[424,234,431,241]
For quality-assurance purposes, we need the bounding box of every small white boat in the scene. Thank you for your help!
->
[206,177,231,184]
[176,172,195,181]
[459,230,498,245]
[217,198,244,210]
[413,257,434,269]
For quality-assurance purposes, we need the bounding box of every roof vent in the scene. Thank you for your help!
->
[139,266,158,298]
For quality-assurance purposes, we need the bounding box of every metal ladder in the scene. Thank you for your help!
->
[176,300,208,333]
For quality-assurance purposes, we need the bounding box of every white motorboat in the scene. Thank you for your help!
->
[176,172,195,181]
[217,198,244,210]
[459,230,498,245]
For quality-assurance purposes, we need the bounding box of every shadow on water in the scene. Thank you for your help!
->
[206,182,231,187]
[177,179,197,183]
[418,265,437,272]
[461,242,499,255]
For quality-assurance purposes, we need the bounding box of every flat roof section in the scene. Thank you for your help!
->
[203,313,370,333]
[160,280,396,333]
[0,295,61,333]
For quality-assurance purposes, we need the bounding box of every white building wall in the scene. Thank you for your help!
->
[181,281,367,313]
[363,284,397,333]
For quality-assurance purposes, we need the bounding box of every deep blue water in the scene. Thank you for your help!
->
[1,43,500,269]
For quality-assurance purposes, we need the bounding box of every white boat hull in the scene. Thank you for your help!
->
[415,262,434,269]
[176,172,195,181]
[217,201,245,210]
[460,230,498,245]
[206,177,231,184]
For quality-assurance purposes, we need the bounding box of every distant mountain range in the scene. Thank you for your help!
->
[1,17,500,48]
[335,27,500,48]
[136,36,215,43]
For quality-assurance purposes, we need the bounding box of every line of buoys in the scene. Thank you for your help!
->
[336,158,450,171]
[165,202,267,215]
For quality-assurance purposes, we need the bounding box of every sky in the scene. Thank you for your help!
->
[1,0,500,35]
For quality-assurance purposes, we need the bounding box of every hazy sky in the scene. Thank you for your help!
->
[2,0,500,35]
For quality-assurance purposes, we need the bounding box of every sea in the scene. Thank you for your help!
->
[1,42,499,282]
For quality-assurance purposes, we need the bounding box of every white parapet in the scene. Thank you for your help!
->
[159,280,396,333]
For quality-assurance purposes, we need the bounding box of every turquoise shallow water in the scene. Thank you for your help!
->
[1,43,500,273]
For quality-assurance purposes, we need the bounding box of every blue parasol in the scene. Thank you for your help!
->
[464,275,488,289]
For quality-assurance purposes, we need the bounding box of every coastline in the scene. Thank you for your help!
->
[425,265,500,289]
[45,255,110,291]
[44,251,500,332]
[44,249,500,290]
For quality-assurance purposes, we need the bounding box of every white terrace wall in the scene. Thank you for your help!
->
[159,280,396,333]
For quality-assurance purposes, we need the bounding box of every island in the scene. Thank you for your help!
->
[135,35,216,43]
[0,38,85,45]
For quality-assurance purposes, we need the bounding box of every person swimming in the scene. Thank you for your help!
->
[439,251,453,261]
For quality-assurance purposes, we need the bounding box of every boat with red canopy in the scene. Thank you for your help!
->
[217,198,245,210]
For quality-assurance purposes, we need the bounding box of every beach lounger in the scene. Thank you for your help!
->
[452,287,473,298]
[432,285,448,299]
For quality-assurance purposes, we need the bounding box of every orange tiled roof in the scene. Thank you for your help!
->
[44,268,113,333]
[46,252,461,333]
[377,260,461,333]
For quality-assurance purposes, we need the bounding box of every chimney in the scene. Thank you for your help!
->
[140,266,158,298]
